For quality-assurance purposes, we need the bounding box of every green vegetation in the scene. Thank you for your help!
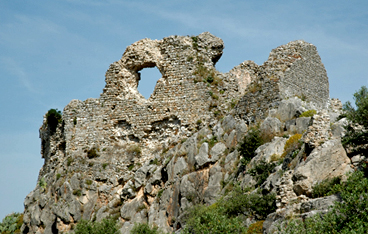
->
[0,213,23,234]
[87,148,100,158]
[279,170,368,233]
[130,223,162,234]
[182,186,276,234]
[238,127,264,165]
[157,189,164,199]
[75,218,119,234]
[127,144,142,157]
[102,163,109,169]
[46,108,62,134]
[73,189,82,197]
[38,177,47,189]
[67,157,74,166]
[281,134,302,159]
[248,160,276,187]
[201,136,218,148]
[246,221,264,234]
[311,176,341,198]
[341,86,368,155]
[299,109,316,118]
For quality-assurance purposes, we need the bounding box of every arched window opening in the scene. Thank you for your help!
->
[137,67,162,99]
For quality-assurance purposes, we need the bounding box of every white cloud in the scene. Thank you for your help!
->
[0,57,38,94]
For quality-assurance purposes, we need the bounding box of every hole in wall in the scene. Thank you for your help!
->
[137,67,162,99]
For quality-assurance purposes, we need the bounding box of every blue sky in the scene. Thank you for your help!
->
[0,0,367,220]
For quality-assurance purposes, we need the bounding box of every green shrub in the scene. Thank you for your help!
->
[75,218,119,234]
[127,144,141,157]
[299,109,316,118]
[39,177,47,189]
[0,213,23,234]
[130,223,162,234]
[281,134,302,159]
[157,189,164,199]
[279,171,368,233]
[343,86,368,127]
[311,176,341,198]
[341,86,368,155]
[102,163,109,169]
[73,189,82,196]
[182,204,247,234]
[182,186,275,234]
[238,127,264,165]
[87,148,99,158]
[247,220,264,234]
[46,108,62,134]
[219,186,276,220]
[248,160,276,187]
[206,76,214,83]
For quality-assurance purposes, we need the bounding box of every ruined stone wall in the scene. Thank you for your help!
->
[24,34,334,233]
[235,40,329,123]
[53,32,244,168]
[264,40,329,107]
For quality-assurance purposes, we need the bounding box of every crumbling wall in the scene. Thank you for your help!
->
[235,40,329,123]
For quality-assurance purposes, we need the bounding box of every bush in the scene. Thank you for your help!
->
[127,144,142,156]
[75,218,119,234]
[299,109,316,118]
[343,86,368,127]
[130,223,162,234]
[341,86,368,154]
[238,127,264,165]
[182,186,276,234]
[221,186,276,220]
[248,160,276,187]
[87,148,99,158]
[311,176,341,198]
[281,134,302,159]
[182,204,247,234]
[247,221,264,234]
[0,213,23,234]
[279,170,368,233]
[46,108,62,134]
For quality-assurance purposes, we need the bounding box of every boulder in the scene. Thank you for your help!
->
[194,143,210,168]
[260,117,282,136]
[292,139,352,196]
[209,142,227,162]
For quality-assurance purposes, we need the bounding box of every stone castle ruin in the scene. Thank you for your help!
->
[23,32,335,233]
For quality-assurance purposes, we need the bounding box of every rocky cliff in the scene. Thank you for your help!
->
[21,32,352,233]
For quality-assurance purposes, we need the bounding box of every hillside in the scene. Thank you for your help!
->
[10,32,363,233]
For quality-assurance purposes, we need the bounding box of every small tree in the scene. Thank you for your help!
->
[46,108,62,134]
[341,86,368,153]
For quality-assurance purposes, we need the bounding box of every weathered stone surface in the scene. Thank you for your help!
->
[174,157,188,176]
[203,164,223,204]
[260,117,282,136]
[121,180,136,199]
[22,33,335,234]
[303,111,332,153]
[195,143,210,168]
[210,142,227,162]
[331,117,348,138]
[293,139,352,196]
[251,137,287,165]
[120,196,144,220]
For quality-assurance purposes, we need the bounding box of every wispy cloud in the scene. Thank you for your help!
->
[0,57,38,94]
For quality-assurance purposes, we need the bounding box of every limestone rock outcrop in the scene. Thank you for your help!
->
[21,32,350,234]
